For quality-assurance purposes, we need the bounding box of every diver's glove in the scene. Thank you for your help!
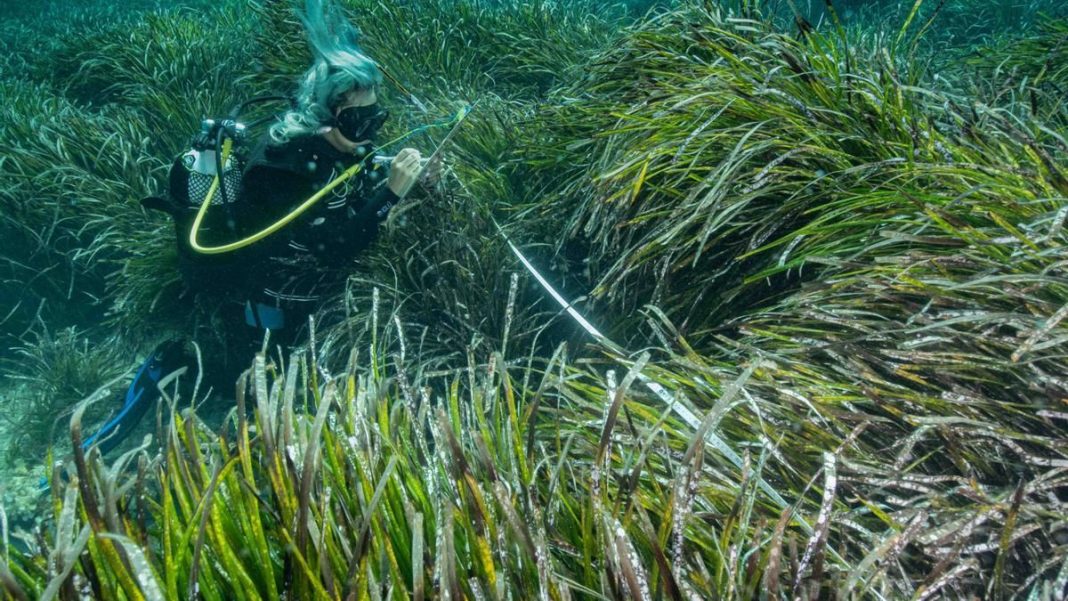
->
[421,154,444,189]
[386,148,423,198]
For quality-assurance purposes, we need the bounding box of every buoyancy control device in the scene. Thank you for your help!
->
[140,96,292,286]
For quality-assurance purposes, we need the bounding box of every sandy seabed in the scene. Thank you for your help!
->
[0,385,50,530]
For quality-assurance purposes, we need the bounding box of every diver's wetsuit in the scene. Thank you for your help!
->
[236,132,399,326]
[169,130,399,368]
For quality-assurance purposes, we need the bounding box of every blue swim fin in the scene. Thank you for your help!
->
[82,340,190,454]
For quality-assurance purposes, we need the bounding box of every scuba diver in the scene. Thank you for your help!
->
[85,0,426,453]
[184,0,424,346]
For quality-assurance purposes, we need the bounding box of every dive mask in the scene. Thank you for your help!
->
[334,103,389,143]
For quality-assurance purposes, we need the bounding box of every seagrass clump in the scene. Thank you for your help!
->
[0,77,163,344]
[514,0,1068,594]
[526,1,1067,346]
[0,297,852,600]
[0,327,127,460]
[960,17,1068,126]
[5,273,1064,599]
[40,5,262,153]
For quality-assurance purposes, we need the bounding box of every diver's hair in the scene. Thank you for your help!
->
[269,0,382,144]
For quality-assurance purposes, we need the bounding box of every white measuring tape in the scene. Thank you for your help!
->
[495,222,803,523]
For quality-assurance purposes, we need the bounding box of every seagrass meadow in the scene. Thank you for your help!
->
[1,0,1067,598]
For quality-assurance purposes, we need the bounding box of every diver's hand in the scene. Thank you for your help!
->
[421,154,444,188]
[387,148,422,198]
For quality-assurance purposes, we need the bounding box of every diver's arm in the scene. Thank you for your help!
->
[307,184,399,267]
[337,147,419,225]
[308,149,420,266]
[339,149,421,252]
[347,183,400,243]
[355,184,401,224]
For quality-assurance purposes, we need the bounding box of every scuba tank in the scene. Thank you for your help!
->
[179,117,247,215]
[166,115,249,246]
[141,96,291,287]
[154,95,291,223]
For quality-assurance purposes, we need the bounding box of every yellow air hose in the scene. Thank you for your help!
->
[188,104,473,255]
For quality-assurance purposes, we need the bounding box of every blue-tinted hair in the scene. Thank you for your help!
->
[270,0,382,143]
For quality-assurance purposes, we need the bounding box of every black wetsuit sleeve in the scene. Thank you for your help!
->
[316,184,400,267]
[352,184,400,235]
